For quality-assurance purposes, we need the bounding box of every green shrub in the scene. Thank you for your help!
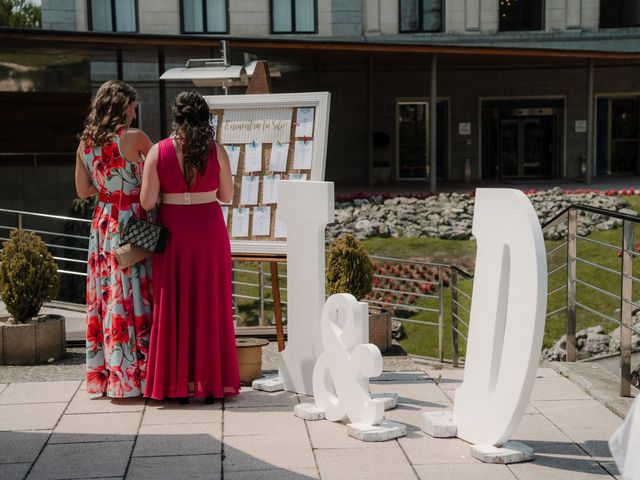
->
[326,234,374,300]
[0,229,59,323]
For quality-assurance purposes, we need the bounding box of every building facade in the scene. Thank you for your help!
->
[1,1,640,212]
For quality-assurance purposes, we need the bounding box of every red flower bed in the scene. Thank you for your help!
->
[365,261,449,308]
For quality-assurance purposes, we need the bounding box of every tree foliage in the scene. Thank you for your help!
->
[0,0,41,28]
[326,234,374,301]
[0,229,59,323]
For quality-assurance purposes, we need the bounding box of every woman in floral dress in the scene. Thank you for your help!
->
[75,80,153,398]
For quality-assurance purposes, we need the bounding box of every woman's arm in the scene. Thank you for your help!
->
[75,141,98,199]
[140,144,161,211]
[216,142,233,203]
[120,128,153,162]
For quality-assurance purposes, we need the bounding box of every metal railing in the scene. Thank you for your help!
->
[542,204,640,397]
[0,207,475,360]
[451,266,473,368]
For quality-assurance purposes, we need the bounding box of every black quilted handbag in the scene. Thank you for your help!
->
[121,218,168,253]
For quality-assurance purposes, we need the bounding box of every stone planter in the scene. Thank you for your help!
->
[369,307,392,354]
[0,314,66,365]
[236,337,269,385]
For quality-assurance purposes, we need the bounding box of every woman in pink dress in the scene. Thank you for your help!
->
[141,90,240,403]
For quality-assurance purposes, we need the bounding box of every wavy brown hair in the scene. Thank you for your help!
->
[171,90,213,185]
[79,80,137,147]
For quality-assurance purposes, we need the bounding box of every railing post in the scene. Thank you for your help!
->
[17,213,23,229]
[621,220,633,397]
[451,269,459,368]
[258,262,265,326]
[438,266,444,363]
[566,209,577,362]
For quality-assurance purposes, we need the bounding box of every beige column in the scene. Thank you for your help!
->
[566,0,582,28]
[364,0,381,34]
[466,0,480,31]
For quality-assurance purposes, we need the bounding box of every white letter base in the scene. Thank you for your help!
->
[294,403,406,442]
[347,420,407,442]
[421,411,534,464]
[252,375,284,392]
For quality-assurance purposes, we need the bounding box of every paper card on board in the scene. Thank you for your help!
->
[269,142,289,172]
[295,107,314,137]
[262,175,280,204]
[252,206,271,236]
[244,143,262,173]
[224,145,240,175]
[240,176,259,205]
[293,140,313,170]
[231,208,249,237]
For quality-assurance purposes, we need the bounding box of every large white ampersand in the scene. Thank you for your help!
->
[312,293,385,425]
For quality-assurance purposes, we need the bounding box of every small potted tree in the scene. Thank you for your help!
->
[0,229,65,364]
[326,234,392,353]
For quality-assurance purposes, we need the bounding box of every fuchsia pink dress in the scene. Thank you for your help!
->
[144,138,240,400]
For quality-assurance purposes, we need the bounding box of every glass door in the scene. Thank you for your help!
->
[498,116,555,178]
[397,102,429,179]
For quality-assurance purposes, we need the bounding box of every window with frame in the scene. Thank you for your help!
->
[499,0,544,31]
[271,0,316,33]
[600,0,640,28]
[399,0,443,33]
[182,0,228,33]
[88,0,138,32]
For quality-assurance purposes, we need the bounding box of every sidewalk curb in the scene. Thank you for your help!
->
[548,361,636,419]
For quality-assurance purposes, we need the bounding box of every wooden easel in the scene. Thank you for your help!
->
[232,61,286,352]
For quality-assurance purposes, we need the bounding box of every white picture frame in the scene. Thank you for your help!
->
[204,91,331,255]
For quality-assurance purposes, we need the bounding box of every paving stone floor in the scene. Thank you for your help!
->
[0,364,624,480]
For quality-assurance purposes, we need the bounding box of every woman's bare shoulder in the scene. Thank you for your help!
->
[122,128,152,144]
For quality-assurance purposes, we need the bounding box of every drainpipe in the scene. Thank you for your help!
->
[430,54,438,193]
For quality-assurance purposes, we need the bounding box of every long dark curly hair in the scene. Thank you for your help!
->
[171,90,213,185]
[79,80,137,147]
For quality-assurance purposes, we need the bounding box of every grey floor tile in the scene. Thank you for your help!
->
[0,403,67,431]
[530,378,594,401]
[511,413,574,444]
[224,468,320,479]
[142,402,221,426]
[415,463,518,480]
[223,433,315,472]
[533,400,623,431]
[561,426,617,460]
[536,368,561,378]
[0,381,79,405]
[223,406,306,436]
[224,387,299,408]
[0,430,50,464]
[369,382,451,409]
[133,423,222,457]
[508,456,611,479]
[315,444,418,480]
[27,441,133,479]
[0,462,31,480]
[66,385,145,415]
[379,404,429,432]
[398,430,477,465]
[307,418,391,449]
[49,412,141,444]
[371,372,431,383]
[126,454,221,480]
[599,460,621,479]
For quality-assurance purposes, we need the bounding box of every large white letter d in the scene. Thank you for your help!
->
[452,188,547,447]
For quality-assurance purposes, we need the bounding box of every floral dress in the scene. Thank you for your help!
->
[83,132,152,398]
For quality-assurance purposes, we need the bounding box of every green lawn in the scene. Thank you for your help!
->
[234,195,640,360]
